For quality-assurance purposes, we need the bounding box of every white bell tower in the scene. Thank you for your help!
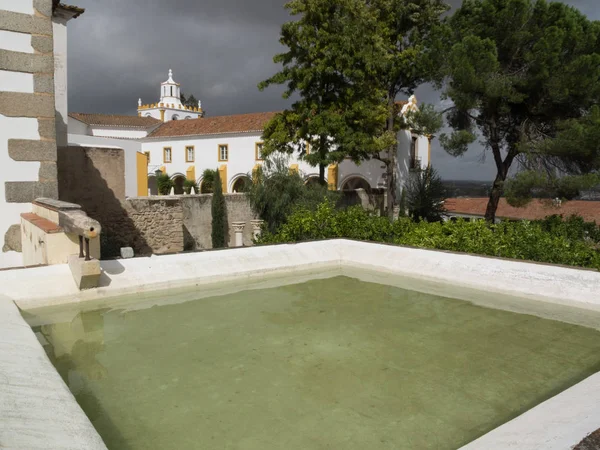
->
[137,69,203,122]
[160,69,182,106]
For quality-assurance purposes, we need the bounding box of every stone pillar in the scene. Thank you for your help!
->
[251,219,264,241]
[393,205,400,221]
[232,222,245,247]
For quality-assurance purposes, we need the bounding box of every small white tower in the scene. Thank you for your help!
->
[137,69,203,122]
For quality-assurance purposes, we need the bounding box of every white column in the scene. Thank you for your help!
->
[251,219,264,241]
[232,222,246,247]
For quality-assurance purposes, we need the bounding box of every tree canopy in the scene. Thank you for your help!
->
[441,0,600,221]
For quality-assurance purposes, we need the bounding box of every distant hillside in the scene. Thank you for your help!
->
[442,180,492,198]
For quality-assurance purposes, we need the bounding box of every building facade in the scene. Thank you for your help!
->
[0,1,84,269]
[69,70,431,196]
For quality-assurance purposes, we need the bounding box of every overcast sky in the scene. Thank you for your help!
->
[67,0,598,181]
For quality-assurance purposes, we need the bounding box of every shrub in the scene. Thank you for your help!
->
[200,169,216,193]
[405,166,447,222]
[211,169,227,248]
[183,179,198,194]
[258,200,600,270]
[245,154,339,233]
[157,173,174,195]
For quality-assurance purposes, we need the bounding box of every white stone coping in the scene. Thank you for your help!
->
[1,239,600,449]
[0,298,108,450]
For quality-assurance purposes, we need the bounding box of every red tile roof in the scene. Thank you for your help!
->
[445,198,600,223]
[147,111,278,138]
[54,2,85,18]
[69,113,161,128]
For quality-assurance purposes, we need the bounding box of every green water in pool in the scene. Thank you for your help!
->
[30,276,600,449]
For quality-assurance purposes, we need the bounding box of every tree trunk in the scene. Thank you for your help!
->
[485,174,504,222]
[385,98,396,221]
[484,143,517,222]
[318,135,326,185]
[319,163,326,185]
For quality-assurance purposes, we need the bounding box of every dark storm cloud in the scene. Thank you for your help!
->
[68,0,598,180]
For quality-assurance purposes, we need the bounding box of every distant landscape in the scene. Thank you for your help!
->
[443,180,600,201]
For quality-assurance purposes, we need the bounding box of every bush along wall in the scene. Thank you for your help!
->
[258,201,600,270]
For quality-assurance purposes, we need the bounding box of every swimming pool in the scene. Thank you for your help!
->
[28,275,600,450]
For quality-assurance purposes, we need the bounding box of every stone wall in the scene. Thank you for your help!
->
[58,145,152,257]
[181,193,257,250]
[0,0,58,268]
[124,198,184,254]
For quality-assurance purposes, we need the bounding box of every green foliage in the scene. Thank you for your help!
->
[258,0,390,181]
[398,188,407,217]
[156,173,174,195]
[211,169,227,248]
[245,155,339,233]
[180,92,200,110]
[441,0,600,220]
[259,200,600,270]
[505,171,600,206]
[183,179,198,194]
[200,169,216,193]
[405,166,447,222]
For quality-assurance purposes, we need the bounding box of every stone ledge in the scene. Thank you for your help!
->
[5,181,58,203]
[33,73,54,93]
[0,92,55,118]
[31,35,53,53]
[21,212,62,234]
[0,10,53,35]
[33,0,53,17]
[8,139,56,162]
[0,49,53,73]
[38,118,56,139]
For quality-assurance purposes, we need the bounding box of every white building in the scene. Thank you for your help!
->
[69,69,432,196]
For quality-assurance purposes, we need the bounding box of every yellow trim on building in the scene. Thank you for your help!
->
[218,144,229,162]
[289,164,299,174]
[252,163,262,182]
[219,164,228,193]
[186,166,196,182]
[160,110,165,122]
[255,142,264,161]
[163,147,172,163]
[136,152,149,196]
[144,151,150,163]
[159,165,166,174]
[327,164,338,191]
[185,145,195,162]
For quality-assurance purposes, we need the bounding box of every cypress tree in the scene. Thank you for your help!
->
[211,169,226,248]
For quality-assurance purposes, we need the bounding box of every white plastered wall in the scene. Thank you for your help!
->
[68,134,142,198]
[0,1,40,269]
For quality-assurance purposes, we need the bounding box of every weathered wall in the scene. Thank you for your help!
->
[124,198,183,254]
[181,193,257,250]
[0,0,57,268]
[57,145,150,257]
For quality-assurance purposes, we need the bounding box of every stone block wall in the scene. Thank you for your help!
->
[181,193,257,250]
[0,0,57,268]
[125,198,184,255]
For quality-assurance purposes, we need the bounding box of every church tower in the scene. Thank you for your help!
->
[137,69,203,122]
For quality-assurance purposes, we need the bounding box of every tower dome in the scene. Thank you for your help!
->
[160,69,182,106]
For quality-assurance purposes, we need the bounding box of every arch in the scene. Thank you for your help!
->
[303,174,325,187]
[172,114,180,121]
[230,174,251,193]
[170,173,186,195]
[147,174,158,195]
[340,174,372,193]
[198,176,213,194]
[185,116,192,120]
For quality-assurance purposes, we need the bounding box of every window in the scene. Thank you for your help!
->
[255,142,264,161]
[144,151,150,163]
[409,137,419,170]
[186,146,195,162]
[170,86,173,97]
[218,144,228,161]
[163,147,172,163]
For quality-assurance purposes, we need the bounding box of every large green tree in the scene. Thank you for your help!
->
[441,0,600,221]
[367,0,448,218]
[258,0,391,185]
